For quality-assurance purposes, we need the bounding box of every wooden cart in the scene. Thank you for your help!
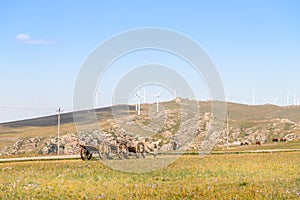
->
[78,140,156,161]
[78,143,125,160]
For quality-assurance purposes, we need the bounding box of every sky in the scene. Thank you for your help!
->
[0,0,299,123]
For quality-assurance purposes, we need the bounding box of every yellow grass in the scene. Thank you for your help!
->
[1,152,300,199]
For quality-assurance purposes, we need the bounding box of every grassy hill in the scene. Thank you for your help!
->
[0,99,300,151]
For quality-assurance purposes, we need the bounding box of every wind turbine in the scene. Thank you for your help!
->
[274,97,278,105]
[140,87,146,104]
[154,91,160,113]
[136,90,141,115]
[135,92,138,111]
[95,92,100,108]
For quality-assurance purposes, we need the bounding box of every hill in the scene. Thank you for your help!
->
[0,99,300,156]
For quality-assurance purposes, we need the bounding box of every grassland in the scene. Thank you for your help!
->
[1,101,300,151]
[214,140,300,152]
[1,153,300,199]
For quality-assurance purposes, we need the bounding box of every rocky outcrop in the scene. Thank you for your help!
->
[1,106,300,156]
[0,137,43,155]
[40,134,80,155]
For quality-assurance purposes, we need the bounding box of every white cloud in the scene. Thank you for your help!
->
[16,33,55,45]
[16,33,30,40]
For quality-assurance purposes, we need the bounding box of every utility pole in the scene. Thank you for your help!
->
[226,111,229,149]
[57,107,61,155]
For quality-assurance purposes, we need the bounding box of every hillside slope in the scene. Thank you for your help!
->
[0,99,300,155]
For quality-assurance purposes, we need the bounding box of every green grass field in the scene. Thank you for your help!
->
[213,141,300,152]
[1,152,300,199]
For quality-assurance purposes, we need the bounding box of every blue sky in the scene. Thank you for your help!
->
[0,0,299,122]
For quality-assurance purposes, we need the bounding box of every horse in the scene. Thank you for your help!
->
[255,141,261,145]
[240,141,249,146]
[280,138,287,142]
[272,138,279,142]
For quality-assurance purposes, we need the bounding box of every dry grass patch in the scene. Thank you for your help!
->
[1,152,300,199]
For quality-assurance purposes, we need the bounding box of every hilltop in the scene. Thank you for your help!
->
[0,99,300,156]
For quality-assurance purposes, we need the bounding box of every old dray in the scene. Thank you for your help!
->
[78,143,126,160]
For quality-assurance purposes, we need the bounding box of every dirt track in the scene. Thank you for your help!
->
[0,155,80,163]
[1,149,300,163]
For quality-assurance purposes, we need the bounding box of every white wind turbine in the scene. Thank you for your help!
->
[136,90,141,115]
[154,91,160,113]
[135,93,138,111]
[95,92,100,108]
[140,87,146,104]
[274,97,278,105]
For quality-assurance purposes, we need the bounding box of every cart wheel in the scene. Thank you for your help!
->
[99,148,106,160]
[80,148,87,160]
[141,150,146,158]
[87,152,92,160]
[80,148,92,160]
[117,147,124,160]
[99,152,106,160]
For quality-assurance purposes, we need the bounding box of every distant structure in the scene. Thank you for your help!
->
[142,88,146,104]
[135,88,146,115]
[57,107,61,155]
[226,111,229,149]
[274,97,278,105]
[95,92,100,108]
[154,91,160,112]
[136,90,141,115]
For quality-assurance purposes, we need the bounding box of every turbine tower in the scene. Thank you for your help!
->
[95,92,100,108]
[137,90,141,115]
[135,93,138,111]
[140,87,146,104]
[154,91,160,113]
[274,97,278,105]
